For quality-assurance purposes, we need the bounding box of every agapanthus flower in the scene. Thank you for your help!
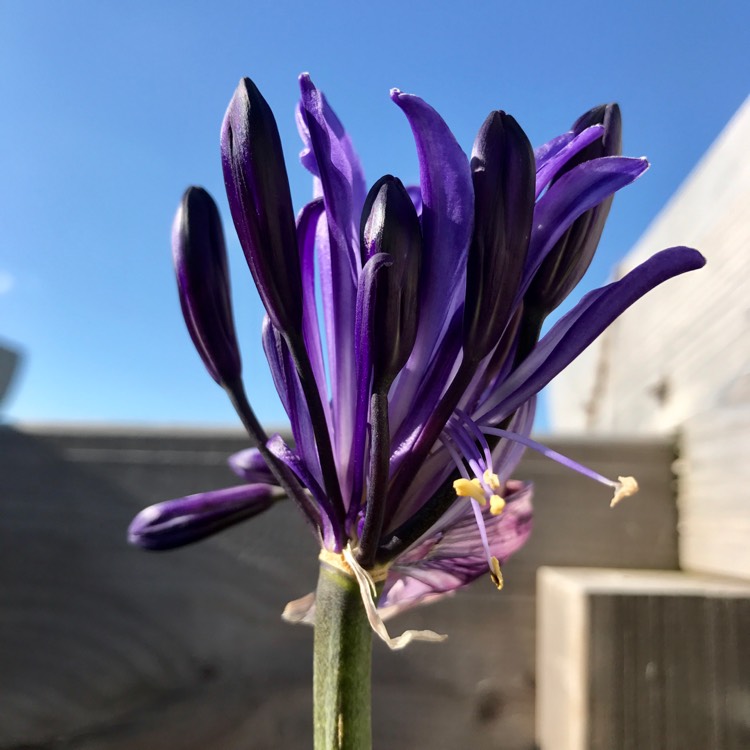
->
[129,74,704,646]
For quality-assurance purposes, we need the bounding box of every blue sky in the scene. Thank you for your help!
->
[1,0,747,429]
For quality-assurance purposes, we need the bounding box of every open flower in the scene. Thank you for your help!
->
[129,74,704,643]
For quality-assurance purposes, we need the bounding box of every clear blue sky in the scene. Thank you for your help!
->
[1,0,747,429]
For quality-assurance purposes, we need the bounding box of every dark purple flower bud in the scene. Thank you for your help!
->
[173,186,241,387]
[221,78,303,335]
[127,483,278,551]
[464,111,535,361]
[360,175,422,388]
[526,103,622,315]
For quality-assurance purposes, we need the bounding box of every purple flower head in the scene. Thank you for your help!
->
[131,74,705,640]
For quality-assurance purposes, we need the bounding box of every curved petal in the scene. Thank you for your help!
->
[378,481,533,619]
[480,247,706,423]
[127,483,278,550]
[265,434,337,550]
[261,317,323,488]
[388,90,474,428]
[295,86,367,212]
[535,124,604,198]
[534,131,576,170]
[406,184,423,216]
[298,73,361,481]
[297,199,331,420]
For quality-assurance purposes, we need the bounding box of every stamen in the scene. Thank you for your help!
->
[442,419,511,589]
[455,408,494,469]
[490,557,504,589]
[482,425,639,507]
[446,419,487,483]
[468,498,494,567]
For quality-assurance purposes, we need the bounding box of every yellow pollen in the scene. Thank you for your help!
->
[483,470,501,490]
[490,556,504,590]
[489,494,506,515]
[610,475,639,507]
[453,477,487,505]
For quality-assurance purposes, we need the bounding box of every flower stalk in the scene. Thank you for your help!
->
[314,562,375,750]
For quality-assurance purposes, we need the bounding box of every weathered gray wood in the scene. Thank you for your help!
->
[1,426,677,749]
[537,567,750,750]
[679,404,750,580]
[550,97,750,436]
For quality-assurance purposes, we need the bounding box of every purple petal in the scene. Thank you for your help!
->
[534,131,576,170]
[388,90,474,426]
[535,124,604,198]
[378,481,533,618]
[261,317,324,488]
[265,434,338,550]
[128,483,277,551]
[295,83,367,213]
[297,199,331,420]
[406,184,423,216]
[480,247,706,423]
[388,306,464,474]
[298,73,361,484]
[520,156,649,301]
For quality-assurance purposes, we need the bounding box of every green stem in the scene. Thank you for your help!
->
[314,562,373,750]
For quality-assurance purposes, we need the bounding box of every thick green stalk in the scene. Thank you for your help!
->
[314,562,373,750]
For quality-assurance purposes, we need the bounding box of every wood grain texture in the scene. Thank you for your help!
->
[550,97,750,435]
[679,404,750,580]
[537,568,750,750]
[0,426,677,749]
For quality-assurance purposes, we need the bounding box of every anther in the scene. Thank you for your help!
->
[483,469,501,490]
[610,476,639,507]
[453,477,487,505]
[490,495,506,515]
[490,557,504,590]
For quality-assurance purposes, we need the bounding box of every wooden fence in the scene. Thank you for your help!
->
[0,425,681,749]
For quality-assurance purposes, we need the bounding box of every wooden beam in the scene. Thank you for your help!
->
[537,567,750,750]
